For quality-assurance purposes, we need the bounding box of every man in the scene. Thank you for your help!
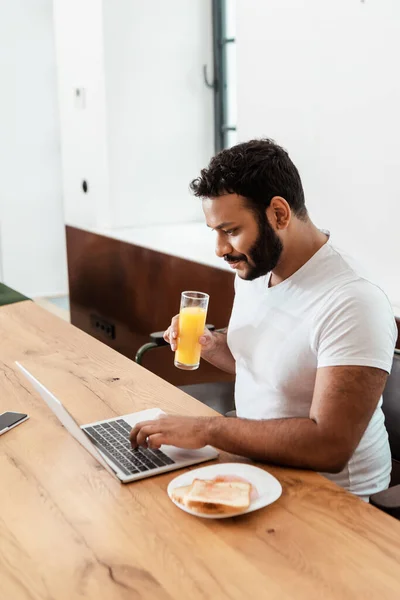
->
[130,139,397,500]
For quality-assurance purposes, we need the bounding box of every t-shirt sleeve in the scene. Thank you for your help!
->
[313,281,397,373]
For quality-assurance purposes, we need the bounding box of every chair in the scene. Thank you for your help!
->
[370,349,400,518]
[135,327,235,416]
[0,283,29,307]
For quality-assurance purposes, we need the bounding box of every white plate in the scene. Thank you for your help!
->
[167,462,282,519]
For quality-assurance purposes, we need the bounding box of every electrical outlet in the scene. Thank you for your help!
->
[90,314,115,340]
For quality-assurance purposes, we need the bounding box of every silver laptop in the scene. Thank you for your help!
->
[16,362,218,483]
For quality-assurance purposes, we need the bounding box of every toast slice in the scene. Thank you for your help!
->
[171,484,192,505]
[184,478,251,515]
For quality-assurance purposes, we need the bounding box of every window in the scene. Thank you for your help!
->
[206,0,237,152]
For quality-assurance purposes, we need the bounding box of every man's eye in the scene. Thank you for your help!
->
[225,229,237,236]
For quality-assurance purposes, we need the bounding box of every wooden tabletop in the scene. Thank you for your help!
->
[1,301,400,600]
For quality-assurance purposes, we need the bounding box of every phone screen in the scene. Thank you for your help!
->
[0,412,28,432]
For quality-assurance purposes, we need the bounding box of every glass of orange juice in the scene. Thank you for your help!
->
[174,291,209,370]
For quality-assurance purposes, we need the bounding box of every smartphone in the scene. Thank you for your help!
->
[0,411,29,436]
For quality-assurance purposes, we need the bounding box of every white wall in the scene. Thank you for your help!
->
[103,0,213,227]
[54,0,213,230]
[103,0,213,228]
[0,0,67,297]
[104,0,212,227]
[237,0,400,304]
[53,0,110,229]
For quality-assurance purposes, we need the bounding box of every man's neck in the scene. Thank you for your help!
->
[269,221,328,287]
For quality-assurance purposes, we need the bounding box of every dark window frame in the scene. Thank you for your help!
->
[204,0,236,152]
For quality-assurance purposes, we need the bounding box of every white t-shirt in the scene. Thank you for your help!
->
[227,239,397,500]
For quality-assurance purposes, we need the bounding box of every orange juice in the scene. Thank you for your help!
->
[175,306,207,369]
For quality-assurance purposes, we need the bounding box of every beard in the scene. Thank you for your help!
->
[224,216,283,281]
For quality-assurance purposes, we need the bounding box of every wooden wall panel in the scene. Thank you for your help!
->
[66,226,235,386]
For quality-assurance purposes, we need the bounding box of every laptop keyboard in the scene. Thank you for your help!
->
[83,419,175,476]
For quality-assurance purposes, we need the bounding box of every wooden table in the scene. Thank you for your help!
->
[1,301,400,600]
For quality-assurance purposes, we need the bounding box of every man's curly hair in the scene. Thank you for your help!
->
[190,138,307,220]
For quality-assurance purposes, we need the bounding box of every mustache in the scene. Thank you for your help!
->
[224,254,247,263]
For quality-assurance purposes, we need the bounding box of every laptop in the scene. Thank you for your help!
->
[16,362,218,483]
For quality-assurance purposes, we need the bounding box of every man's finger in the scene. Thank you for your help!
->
[129,424,139,447]
[170,316,179,351]
[136,424,161,448]
[147,433,164,449]
[129,420,154,447]
[171,329,178,351]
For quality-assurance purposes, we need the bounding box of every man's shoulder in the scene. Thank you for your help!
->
[321,244,391,303]
[319,276,394,326]
[325,243,374,281]
[310,244,394,325]
[347,278,391,308]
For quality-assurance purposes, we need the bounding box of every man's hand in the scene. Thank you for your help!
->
[129,414,213,450]
[164,315,235,374]
[163,314,217,355]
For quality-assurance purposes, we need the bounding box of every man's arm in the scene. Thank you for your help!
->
[200,328,235,374]
[130,365,388,473]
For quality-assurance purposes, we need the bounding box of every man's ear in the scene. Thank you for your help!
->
[266,196,291,230]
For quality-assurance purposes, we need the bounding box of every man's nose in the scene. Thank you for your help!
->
[215,234,233,258]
